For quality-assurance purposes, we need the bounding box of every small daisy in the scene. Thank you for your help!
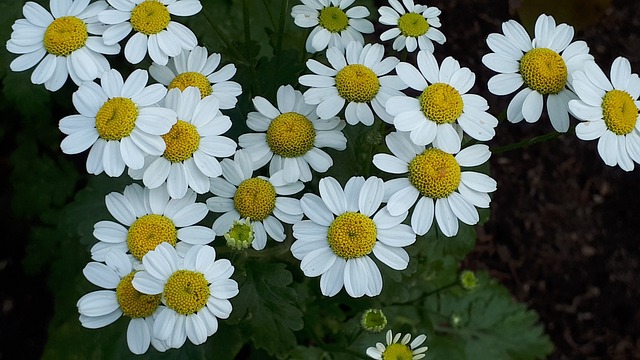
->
[291,0,374,53]
[59,68,176,177]
[132,243,239,349]
[373,132,496,237]
[569,57,640,171]
[238,84,347,184]
[387,50,498,153]
[6,0,119,91]
[378,0,446,53]
[149,46,242,110]
[291,176,416,297]
[99,0,201,65]
[91,183,215,262]
[206,149,304,250]
[129,87,237,199]
[482,14,593,132]
[299,41,406,125]
[366,330,428,360]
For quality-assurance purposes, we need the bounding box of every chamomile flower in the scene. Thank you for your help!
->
[238,84,347,184]
[300,41,406,125]
[366,330,428,360]
[291,0,374,53]
[6,0,119,91]
[387,50,498,153]
[59,68,176,177]
[378,0,445,53]
[373,132,496,237]
[149,46,242,109]
[99,0,201,65]
[91,183,214,262]
[291,176,416,298]
[569,57,640,171]
[207,149,304,250]
[132,243,239,349]
[482,14,593,132]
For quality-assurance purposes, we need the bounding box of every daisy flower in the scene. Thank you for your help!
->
[291,176,416,298]
[238,84,347,184]
[6,0,119,91]
[129,87,237,199]
[206,149,304,250]
[373,132,496,237]
[378,0,445,53]
[299,41,406,125]
[132,243,239,349]
[387,50,498,153]
[149,46,242,110]
[99,0,201,65]
[569,57,640,171]
[482,13,593,132]
[366,330,428,360]
[59,68,176,177]
[91,183,215,262]
[291,0,374,53]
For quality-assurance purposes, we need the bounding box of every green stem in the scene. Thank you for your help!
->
[275,0,290,54]
[243,0,252,45]
[201,9,246,64]
[392,281,459,306]
[492,127,573,154]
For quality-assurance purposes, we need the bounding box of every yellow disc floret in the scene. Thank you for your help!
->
[162,120,200,163]
[127,214,177,260]
[95,97,139,141]
[420,83,464,124]
[163,270,209,315]
[233,178,276,221]
[318,6,349,33]
[43,16,88,57]
[116,272,162,318]
[130,0,171,35]
[602,89,638,135]
[382,343,414,360]
[408,148,461,199]
[398,12,429,37]
[327,212,377,259]
[519,48,568,95]
[335,64,380,103]
[168,72,213,98]
[266,112,316,158]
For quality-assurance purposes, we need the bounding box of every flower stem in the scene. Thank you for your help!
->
[492,127,574,154]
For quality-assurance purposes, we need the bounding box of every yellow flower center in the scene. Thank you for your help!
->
[327,212,377,259]
[127,214,177,260]
[318,6,349,33]
[162,120,200,163]
[266,112,316,158]
[43,16,88,57]
[233,178,277,221]
[398,12,429,37]
[408,148,461,198]
[382,343,414,360]
[335,64,380,103]
[519,48,568,95]
[95,97,139,141]
[164,270,210,315]
[602,89,638,135]
[130,0,170,35]
[116,272,162,318]
[168,72,213,98]
[420,83,464,124]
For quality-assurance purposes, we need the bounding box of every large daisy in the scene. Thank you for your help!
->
[299,41,406,125]
[482,14,593,132]
[99,0,201,65]
[378,0,445,53]
[59,68,176,177]
[6,0,119,91]
[386,50,498,153]
[373,132,496,237]
[569,57,640,171]
[238,84,347,184]
[290,176,416,298]
[366,330,428,360]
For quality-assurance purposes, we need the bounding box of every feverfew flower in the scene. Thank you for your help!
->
[366,330,428,360]
[378,0,445,53]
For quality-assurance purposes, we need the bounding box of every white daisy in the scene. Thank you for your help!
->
[569,57,640,171]
[290,176,416,298]
[99,0,201,65]
[149,46,242,110]
[387,50,498,153]
[291,0,374,53]
[366,330,428,360]
[378,0,445,53]
[482,13,593,132]
[373,132,496,237]
[206,149,304,250]
[299,41,406,125]
[59,68,176,177]
[238,84,347,184]
[6,0,119,91]
[132,243,239,349]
